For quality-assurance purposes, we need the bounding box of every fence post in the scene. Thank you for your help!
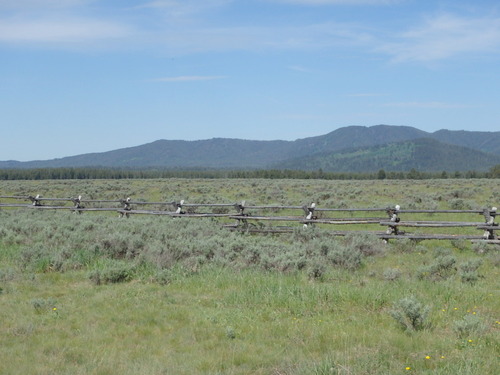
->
[29,194,42,206]
[303,202,316,228]
[234,200,247,228]
[385,204,401,235]
[120,197,132,218]
[482,207,498,239]
[72,195,84,214]
[235,200,246,215]
[175,200,185,214]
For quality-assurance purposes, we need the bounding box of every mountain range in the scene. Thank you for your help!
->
[2,125,500,172]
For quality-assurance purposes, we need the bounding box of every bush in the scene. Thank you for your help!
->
[153,269,172,285]
[327,245,363,271]
[31,297,57,314]
[472,242,492,255]
[307,262,326,280]
[225,326,236,340]
[88,261,135,285]
[344,233,384,257]
[383,268,402,281]
[453,314,486,338]
[417,254,457,281]
[451,240,469,252]
[459,258,483,284]
[0,267,17,282]
[390,296,430,332]
[392,238,416,253]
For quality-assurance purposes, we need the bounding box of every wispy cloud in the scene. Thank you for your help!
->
[0,3,371,53]
[0,0,93,10]
[383,101,474,109]
[346,93,385,97]
[153,22,373,55]
[378,14,500,62]
[288,65,311,72]
[0,16,131,44]
[0,0,381,54]
[132,0,232,17]
[3,0,499,68]
[152,76,226,82]
[267,0,400,5]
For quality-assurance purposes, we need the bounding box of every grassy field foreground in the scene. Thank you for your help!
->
[0,179,499,374]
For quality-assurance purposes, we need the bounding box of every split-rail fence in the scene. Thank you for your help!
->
[0,195,498,244]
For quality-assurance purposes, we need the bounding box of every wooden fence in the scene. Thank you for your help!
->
[0,195,498,244]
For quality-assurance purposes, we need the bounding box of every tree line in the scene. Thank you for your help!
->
[1,165,500,180]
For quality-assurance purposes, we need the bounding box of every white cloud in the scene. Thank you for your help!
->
[346,93,385,97]
[288,65,311,72]
[0,16,131,44]
[153,22,373,56]
[383,101,473,109]
[0,0,373,52]
[0,0,93,10]
[267,0,399,5]
[133,0,232,17]
[4,0,498,67]
[152,76,226,82]
[378,14,500,62]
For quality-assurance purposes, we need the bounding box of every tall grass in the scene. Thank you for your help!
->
[0,178,499,374]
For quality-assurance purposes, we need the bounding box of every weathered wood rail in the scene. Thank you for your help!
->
[0,195,498,244]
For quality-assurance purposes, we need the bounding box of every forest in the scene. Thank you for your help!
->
[1,164,500,180]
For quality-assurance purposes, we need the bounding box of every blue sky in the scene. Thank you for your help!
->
[1,0,500,161]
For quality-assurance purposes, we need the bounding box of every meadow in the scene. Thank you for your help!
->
[0,178,499,374]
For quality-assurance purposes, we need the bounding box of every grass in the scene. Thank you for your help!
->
[1,264,498,374]
[0,178,499,374]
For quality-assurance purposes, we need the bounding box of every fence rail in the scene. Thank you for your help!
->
[1,194,498,244]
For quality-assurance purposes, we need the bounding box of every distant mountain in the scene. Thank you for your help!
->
[292,125,428,155]
[431,130,500,156]
[1,125,499,172]
[4,139,293,169]
[273,138,500,172]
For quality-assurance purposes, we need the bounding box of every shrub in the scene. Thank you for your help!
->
[417,254,457,281]
[327,244,363,271]
[459,258,483,284]
[451,239,469,252]
[449,198,472,210]
[390,296,430,332]
[453,314,486,338]
[392,238,416,253]
[31,297,57,314]
[88,261,135,285]
[383,268,402,281]
[472,242,492,255]
[307,262,326,280]
[225,326,236,340]
[153,269,172,285]
[460,271,479,284]
[0,267,17,282]
[344,233,384,257]
[433,247,452,258]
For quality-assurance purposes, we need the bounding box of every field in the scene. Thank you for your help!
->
[0,178,499,374]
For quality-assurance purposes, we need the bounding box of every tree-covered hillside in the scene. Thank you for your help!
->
[1,125,500,171]
[274,138,500,172]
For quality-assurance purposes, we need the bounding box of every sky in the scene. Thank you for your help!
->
[1,0,500,161]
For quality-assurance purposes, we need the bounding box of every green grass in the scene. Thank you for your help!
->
[1,264,498,374]
[0,178,499,374]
